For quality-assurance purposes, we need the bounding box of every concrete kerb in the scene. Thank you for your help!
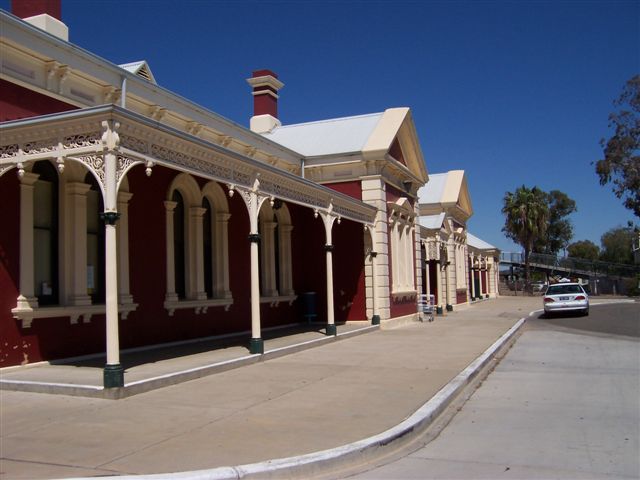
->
[60,315,528,480]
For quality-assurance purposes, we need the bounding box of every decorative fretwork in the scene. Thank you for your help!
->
[23,139,57,155]
[0,144,19,159]
[63,132,101,149]
[117,155,141,185]
[0,108,377,226]
[76,155,105,186]
[259,178,325,210]
[120,135,149,154]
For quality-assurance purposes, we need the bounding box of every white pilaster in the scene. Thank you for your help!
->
[16,172,39,310]
[479,255,485,296]
[164,200,178,302]
[66,182,92,306]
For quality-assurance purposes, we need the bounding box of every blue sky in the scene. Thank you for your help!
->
[3,0,638,253]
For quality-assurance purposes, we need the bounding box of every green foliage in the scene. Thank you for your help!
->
[595,75,640,218]
[533,190,577,255]
[600,226,635,264]
[502,185,550,283]
[567,240,600,261]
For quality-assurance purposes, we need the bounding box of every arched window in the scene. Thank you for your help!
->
[259,201,294,298]
[172,189,186,300]
[388,198,416,294]
[85,172,105,304]
[202,197,213,299]
[164,175,232,314]
[32,161,58,305]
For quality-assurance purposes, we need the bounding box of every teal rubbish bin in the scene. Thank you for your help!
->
[301,292,317,324]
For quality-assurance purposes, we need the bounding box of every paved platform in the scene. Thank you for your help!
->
[1,297,542,479]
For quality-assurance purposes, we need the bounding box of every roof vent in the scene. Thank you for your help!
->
[119,61,157,85]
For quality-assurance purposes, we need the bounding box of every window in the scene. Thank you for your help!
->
[12,161,137,327]
[202,197,213,298]
[172,189,186,300]
[85,172,105,304]
[164,174,232,314]
[388,198,416,294]
[258,201,294,299]
[32,161,58,306]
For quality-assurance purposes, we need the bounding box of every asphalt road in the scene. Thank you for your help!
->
[348,301,640,480]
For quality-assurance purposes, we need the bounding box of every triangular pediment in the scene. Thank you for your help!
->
[362,108,428,183]
[418,170,473,221]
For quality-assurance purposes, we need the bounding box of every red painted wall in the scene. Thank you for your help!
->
[0,80,77,122]
[323,181,362,201]
[0,159,370,366]
[0,172,24,367]
[0,169,106,367]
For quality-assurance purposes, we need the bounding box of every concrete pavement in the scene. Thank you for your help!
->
[1,296,547,479]
[350,302,640,479]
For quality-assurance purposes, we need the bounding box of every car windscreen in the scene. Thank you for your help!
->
[546,285,584,295]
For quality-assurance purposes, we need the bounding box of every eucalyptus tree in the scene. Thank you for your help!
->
[502,185,550,285]
[596,75,640,218]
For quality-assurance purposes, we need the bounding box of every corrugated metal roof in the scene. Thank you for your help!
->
[419,213,446,229]
[467,232,497,250]
[262,112,383,156]
[417,173,447,204]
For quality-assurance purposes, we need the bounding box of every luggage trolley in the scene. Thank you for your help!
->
[418,293,435,322]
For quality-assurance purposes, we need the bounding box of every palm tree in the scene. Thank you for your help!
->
[502,186,550,286]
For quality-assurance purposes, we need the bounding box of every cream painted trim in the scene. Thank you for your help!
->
[12,302,138,329]
[260,294,297,306]
[17,172,39,310]
[362,108,408,158]
[163,298,233,317]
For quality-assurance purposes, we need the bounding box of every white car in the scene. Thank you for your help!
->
[543,282,589,317]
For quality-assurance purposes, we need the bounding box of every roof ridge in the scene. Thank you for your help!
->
[272,111,383,131]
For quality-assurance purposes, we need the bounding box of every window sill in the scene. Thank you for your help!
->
[391,290,417,302]
[260,294,298,307]
[12,302,138,329]
[164,298,234,316]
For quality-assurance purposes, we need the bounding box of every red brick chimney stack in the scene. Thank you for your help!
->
[11,0,68,41]
[246,69,284,134]
[12,0,61,20]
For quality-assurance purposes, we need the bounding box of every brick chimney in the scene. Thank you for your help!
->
[12,0,68,41]
[246,69,284,133]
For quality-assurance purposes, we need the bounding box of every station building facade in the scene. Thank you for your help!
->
[418,171,499,312]
[0,2,497,386]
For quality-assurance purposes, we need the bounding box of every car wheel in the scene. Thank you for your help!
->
[583,309,589,316]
